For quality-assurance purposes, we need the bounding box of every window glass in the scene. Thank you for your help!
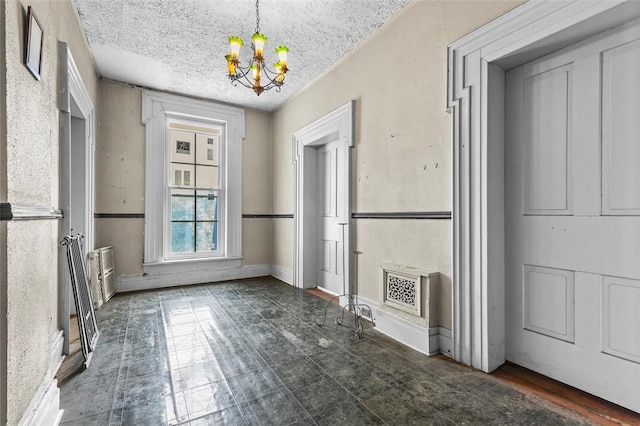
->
[171,222,194,253]
[196,134,219,166]
[171,189,195,221]
[168,127,222,255]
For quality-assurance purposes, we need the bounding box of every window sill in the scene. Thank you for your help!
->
[143,256,242,275]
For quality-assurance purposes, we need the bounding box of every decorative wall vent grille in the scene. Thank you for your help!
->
[387,274,417,309]
[380,263,439,325]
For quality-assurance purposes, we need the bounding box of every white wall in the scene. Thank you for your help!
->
[271,0,525,330]
[2,0,99,423]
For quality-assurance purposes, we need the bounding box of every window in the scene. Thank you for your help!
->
[142,91,244,271]
[168,123,223,257]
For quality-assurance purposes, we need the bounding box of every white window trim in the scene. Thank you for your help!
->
[141,90,244,272]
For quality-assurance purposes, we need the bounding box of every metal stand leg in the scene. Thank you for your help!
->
[314,224,375,338]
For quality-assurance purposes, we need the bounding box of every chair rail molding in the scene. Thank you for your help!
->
[447,0,640,372]
[0,203,63,221]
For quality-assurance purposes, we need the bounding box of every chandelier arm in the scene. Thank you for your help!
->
[230,64,258,89]
[263,80,283,91]
[261,77,283,91]
[231,78,253,90]
[261,64,278,76]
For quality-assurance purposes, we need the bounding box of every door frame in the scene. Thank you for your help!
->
[447,0,640,372]
[293,101,354,289]
[58,43,95,353]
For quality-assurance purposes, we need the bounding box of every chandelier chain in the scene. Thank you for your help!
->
[255,0,260,34]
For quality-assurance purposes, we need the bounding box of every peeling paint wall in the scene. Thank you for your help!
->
[271,0,525,330]
[3,0,98,423]
[95,80,274,275]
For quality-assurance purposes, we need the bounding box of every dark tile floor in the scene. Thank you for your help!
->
[59,277,591,425]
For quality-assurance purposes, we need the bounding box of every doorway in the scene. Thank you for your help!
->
[504,20,640,411]
[58,44,95,355]
[447,0,640,413]
[316,140,346,296]
[293,102,354,292]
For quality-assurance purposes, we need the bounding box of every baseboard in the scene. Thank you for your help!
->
[18,331,65,426]
[357,296,441,356]
[48,331,65,377]
[117,264,272,292]
[438,327,453,358]
[270,265,293,285]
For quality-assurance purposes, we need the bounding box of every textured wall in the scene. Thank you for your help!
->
[242,109,273,265]
[3,0,98,423]
[95,81,274,274]
[0,0,7,421]
[271,0,525,330]
[95,81,145,276]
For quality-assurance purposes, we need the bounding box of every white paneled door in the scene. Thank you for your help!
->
[505,21,640,412]
[317,141,345,295]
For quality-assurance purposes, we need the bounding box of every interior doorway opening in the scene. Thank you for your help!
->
[58,44,95,357]
[293,102,354,295]
[447,0,640,413]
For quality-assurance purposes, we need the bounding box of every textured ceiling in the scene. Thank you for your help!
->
[73,0,413,111]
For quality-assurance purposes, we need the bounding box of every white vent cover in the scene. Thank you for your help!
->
[380,263,439,326]
[385,271,420,314]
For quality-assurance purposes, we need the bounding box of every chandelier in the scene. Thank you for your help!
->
[226,0,289,96]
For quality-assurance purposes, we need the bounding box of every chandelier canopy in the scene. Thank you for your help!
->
[226,0,289,96]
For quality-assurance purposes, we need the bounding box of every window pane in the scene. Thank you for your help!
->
[196,165,218,188]
[171,163,195,187]
[171,189,195,220]
[196,222,218,252]
[196,133,218,166]
[170,130,195,163]
[171,222,194,253]
[196,191,218,221]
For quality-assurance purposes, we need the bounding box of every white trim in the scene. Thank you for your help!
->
[67,46,95,255]
[57,42,95,354]
[141,90,244,269]
[270,265,293,285]
[47,331,65,380]
[116,263,270,292]
[447,0,640,372]
[438,327,453,359]
[18,331,65,426]
[292,101,354,289]
[358,296,441,356]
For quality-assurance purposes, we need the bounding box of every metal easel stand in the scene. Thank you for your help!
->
[314,224,375,338]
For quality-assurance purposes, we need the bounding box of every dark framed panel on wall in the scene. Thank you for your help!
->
[25,6,44,81]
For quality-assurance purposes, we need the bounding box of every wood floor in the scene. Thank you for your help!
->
[492,362,640,426]
[55,316,84,385]
[307,288,640,425]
